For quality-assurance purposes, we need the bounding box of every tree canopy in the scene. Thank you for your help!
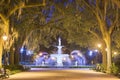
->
[0,0,120,73]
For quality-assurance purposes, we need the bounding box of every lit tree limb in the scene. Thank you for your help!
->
[112,0,120,8]
[82,1,96,14]
[8,0,46,18]
[0,14,7,24]
[22,15,64,46]
[0,0,4,5]
[8,2,25,18]
[103,1,108,21]
[48,1,65,16]
[82,0,107,36]
[95,0,103,20]
[88,29,101,41]
[109,8,118,34]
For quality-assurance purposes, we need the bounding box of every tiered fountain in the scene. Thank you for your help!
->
[50,37,69,67]
[34,37,86,67]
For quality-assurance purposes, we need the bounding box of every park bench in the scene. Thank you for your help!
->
[0,68,9,79]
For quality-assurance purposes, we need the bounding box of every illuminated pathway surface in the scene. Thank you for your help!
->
[7,68,120,80]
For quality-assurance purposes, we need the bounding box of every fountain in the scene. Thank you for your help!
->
[70,50,86,66]
[50,37,69,67]
[34,37,86,67]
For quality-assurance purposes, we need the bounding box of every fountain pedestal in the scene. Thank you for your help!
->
[50,37,69,67]
[51,54,69,67]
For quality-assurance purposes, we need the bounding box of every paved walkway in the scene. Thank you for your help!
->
[5,68,120,80]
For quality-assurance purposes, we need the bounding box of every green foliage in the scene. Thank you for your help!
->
[112,54,120,75]
[95,64,106,73]
[111,63,119,75]
[10,70,22,75]
[5,65,25,71]
[30,65,95,68]
[8,0,100,52]
[31,66,50,68]
[69,65,95,68]
[112,26,120,51]
[62,14,98,48]
[1,65,29,75]
[1,0,120,67]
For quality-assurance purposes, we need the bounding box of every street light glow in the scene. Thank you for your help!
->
[2,35,8,41]
[114,52,117,55]
[97,44,101,48]
[95,49,98,52]
[20,47,24,53]
[105,48,107,51]
[89,51,93,56]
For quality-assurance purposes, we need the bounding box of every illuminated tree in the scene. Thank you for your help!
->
[0,0,46,67]
[81,0,119,73]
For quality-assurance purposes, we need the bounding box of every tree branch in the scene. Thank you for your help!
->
[82,1,96,14]
[8,0,46,18]
[48,1,65,16]
[0,14,7,24]
[94,1,108,37]
[0,0,4,5]
[23,3,45,8]
[109,8,118,34]
[103,1,108,21]
[8,2,25,18]
[95,0,103,20]
[112,0,120,8]
[22,15,64,46]
[88,29,100,40]
[82,0,108,40]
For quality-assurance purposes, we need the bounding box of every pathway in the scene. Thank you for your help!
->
[5,68,120,80]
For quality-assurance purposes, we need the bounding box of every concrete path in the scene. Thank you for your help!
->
[5,68,120,80]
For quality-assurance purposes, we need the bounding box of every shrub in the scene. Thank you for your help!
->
[4,65,26,71]
[113,54,120,75]
[95,64,106,73]
[111,63,119,75]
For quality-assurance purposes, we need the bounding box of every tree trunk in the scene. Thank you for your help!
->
[0,21,9,67]
[105,34,112,73]
[0,39,3,68]
[102,50,107,71]
[9,49,15,65]
[14,46,20,65]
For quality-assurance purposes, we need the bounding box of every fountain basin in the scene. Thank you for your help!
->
[51,54,69,67]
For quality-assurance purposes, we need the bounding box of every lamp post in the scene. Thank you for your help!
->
[96,43,102,64]
[2,34,8,66]
[2,35,8,75]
